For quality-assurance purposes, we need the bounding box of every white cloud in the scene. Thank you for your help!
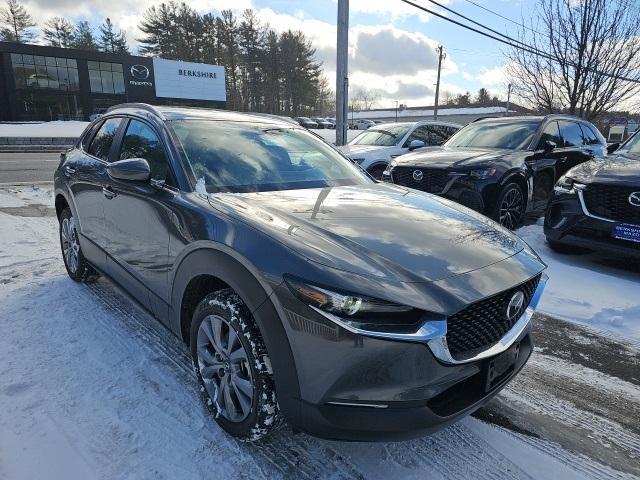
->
[340,0,451,23]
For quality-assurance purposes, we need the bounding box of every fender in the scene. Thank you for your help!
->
[170,245,301,412]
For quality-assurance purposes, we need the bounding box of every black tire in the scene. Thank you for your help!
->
[190,289,281,441]
[58,207,100,282]
[547,238,592,255]
[368,164,387,180]
[494,183,525,230]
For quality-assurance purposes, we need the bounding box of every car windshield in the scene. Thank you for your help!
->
[171,120,372,193]
[445,120,541,150]
[349,125,411,147]
[616,131,640,157]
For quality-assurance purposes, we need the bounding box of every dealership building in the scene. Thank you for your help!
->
[0,42,226,122]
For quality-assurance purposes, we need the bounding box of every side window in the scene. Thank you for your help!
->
[559,121,584,147]
[427,125,451,145]
[119,119,169,183]
[88,118,121,160]
[538,121,562,149]
[404,126,430,147]
[81,121,101,151]
[581,123,601,145]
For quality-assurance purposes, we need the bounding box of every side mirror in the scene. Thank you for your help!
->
[607,142,620,154]
[107,158,151,182]
[408,139,426,151]
[543,140,557,153]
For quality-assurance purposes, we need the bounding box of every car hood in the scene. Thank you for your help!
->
[567,154,640,186]
[338,144,396,157]
[394,146,514,168]
[208,183,528,282]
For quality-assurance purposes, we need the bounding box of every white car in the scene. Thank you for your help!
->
[350,119,375,130]
[339,121,462,179]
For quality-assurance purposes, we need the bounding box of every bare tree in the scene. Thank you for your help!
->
[506,0,640,120]
[352,88,381,111]
[0,0,35,43]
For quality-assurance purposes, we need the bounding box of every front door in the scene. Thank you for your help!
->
[101,118,175,319]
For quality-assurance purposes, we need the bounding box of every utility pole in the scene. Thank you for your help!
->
[433,45,445,120]
[336,0,349,146]
[505,83,512,117]
[395,100,398,122]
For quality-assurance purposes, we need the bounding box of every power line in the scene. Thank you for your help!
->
[425,0,536,51]
[461,0,548,38]
[398,0,640,84]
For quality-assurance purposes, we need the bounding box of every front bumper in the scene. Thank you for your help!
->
[269,276,545,441]
[544,190,640,258]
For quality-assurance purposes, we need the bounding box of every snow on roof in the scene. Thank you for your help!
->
[351,106,514,120]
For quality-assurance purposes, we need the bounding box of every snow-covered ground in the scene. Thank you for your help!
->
[313,128,361,144]
[517,219,640,344]
[0,186,638,479]
[0,121,89,138]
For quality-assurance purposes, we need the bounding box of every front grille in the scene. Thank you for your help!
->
[446,274,541,359]
[391,167,451,193]
[583,184,640,225]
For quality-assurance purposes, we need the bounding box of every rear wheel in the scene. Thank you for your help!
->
[59,207,99,282]
[190,289,280,441]
[494,183,525,230]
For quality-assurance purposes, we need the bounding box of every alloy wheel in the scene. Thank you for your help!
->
[196,314,254,422]
[499,188,524,229]
[61,216,80,273]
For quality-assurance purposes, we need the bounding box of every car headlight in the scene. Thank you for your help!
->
[554,175,585,194]
[469,167,497,179]
[285,277,431,334]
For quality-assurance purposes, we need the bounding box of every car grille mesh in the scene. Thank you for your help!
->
[446,274,541,359]
[583,184,640,225]
[391,167,451,193]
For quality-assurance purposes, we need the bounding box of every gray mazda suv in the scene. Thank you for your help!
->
[54,104,547,441]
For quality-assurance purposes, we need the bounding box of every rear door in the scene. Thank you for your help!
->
[101,117,176,319]
[66,117,123,267]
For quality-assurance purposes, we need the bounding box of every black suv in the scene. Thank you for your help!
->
[54,104,546,441]
[382,115,607,229]
[545,130,640,257]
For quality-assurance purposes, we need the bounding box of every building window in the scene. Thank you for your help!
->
[10,53,79,92]
[87,61,125,95]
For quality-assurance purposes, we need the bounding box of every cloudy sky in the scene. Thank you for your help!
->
[20,0,534,108]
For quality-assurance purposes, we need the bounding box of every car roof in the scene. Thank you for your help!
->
[472,114,593,124]
[106,103,301,127]
[367,120,462,128]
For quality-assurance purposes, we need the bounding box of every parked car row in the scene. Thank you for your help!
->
[293,116,336,129]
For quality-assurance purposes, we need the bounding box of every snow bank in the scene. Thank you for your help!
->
[0,121,88,138]
[517,221,640,343]
[0,185,53,208]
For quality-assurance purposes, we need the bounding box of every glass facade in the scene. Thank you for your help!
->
[88,60,125,94]
[11,53,79,91]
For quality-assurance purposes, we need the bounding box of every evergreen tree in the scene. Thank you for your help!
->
[99,17,129,53]
[71,21,98,51]
[0,0,35,43]
[476,88,491,105]
[43,16,75,48]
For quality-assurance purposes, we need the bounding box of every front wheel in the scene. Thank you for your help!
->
[368,165,387,180]
[190,289,281,441]
[59,207,99,282]
[494,183,525,230]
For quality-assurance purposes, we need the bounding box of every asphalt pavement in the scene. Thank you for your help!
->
[0,152,60,185]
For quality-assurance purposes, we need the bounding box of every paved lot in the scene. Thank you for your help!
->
[0,152,61,184]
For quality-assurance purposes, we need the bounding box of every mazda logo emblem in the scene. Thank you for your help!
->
[506,291,525,321]
[629,192,640,207]
[130,64,150,80]
[412,170,424,181]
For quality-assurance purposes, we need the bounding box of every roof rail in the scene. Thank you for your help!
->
[471,116,498,122]
[105,103,164,119]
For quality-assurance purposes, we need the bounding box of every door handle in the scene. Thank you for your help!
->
[102,185,117,199]
[63,165,76,177]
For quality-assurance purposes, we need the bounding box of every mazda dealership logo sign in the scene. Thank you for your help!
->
[130,64,150,80]
[629,192,640,207]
